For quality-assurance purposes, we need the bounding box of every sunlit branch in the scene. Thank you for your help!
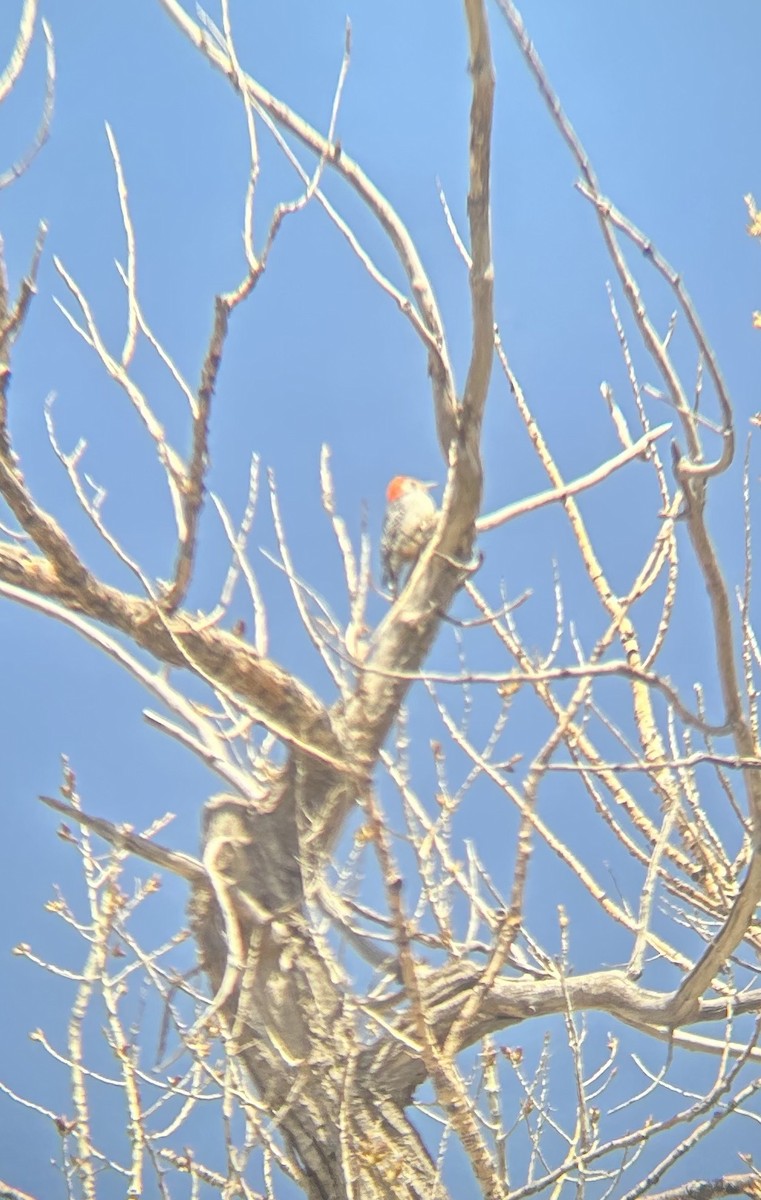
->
[477,423,671,532]
[577,181,734,480]
[210,486,268,656]
[0,582,273,799]
[0,17,54,192]
[267,469,347,694]
[44,393,156,595]
[156,0,460,449]
[644,1175,761,1200]
[494,0,703,466]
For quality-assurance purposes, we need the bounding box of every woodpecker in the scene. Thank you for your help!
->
[381,475,438,596]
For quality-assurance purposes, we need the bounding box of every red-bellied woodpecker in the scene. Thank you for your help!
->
[381,475,438,597]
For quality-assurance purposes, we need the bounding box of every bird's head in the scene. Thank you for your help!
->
[386,475,437,502]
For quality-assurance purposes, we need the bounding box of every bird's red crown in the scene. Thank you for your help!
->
[386,475,433,502]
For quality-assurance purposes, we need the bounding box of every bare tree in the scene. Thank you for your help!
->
[2,3,761,1198]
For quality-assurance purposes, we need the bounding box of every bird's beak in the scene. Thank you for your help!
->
[423,481,437,490]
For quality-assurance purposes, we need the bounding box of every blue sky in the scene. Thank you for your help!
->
[1,2,761,1195]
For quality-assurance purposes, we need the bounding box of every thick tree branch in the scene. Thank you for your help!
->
[333,0,495,783]
[0,546,344,768]
[364,964,761,1103]
[38,794,206,884]
[644,1176,761,1200]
